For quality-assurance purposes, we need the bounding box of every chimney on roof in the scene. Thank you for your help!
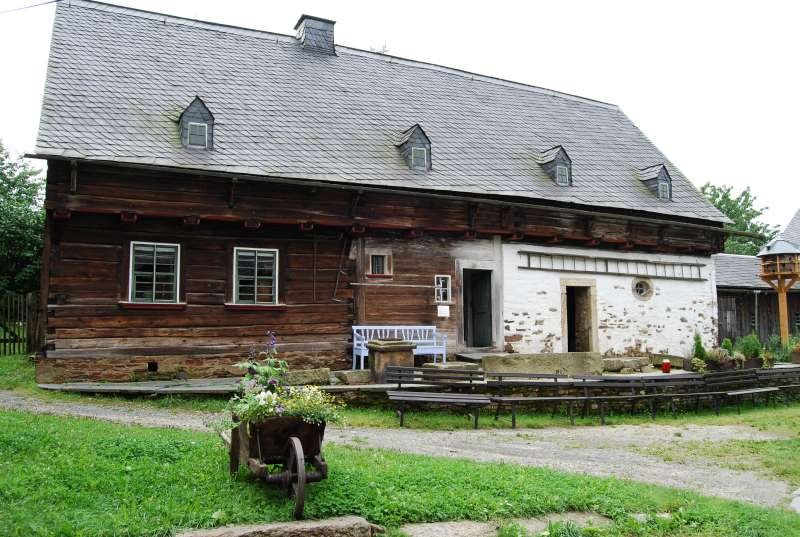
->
[294,14,336,55]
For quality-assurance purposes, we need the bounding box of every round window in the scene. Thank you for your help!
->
[632,278,653,300]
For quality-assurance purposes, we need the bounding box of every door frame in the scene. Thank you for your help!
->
[560,278,599,353]
[457,260,502,349]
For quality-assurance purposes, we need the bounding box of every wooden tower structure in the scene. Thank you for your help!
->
[758,239,800,344]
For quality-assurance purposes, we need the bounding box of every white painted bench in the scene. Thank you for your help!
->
[351,325,447,370]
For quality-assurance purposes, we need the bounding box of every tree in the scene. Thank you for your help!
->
[0,140,44,294]
[701,183,779,255]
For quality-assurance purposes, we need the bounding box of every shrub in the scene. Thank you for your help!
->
[721,337,735,355]
[766,334,792,363]
[705,347,730,364]
[691,357,708,374]
[736,333,762,359]
[693,332,707,361]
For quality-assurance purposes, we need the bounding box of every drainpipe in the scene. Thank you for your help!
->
[753,289,760,337]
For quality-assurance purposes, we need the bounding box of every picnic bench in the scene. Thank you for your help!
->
[385,365,488,428]
[387,391,491,428]
[352,325,447,369]
[699,369,778,414]
[756,367,800,400]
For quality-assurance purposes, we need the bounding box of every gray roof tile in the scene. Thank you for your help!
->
[35,0,728,223]
[713,254,769,289]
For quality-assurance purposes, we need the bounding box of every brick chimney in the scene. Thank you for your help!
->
[294,14,336,55]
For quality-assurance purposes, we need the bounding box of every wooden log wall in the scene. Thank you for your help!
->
[717,289,800,344]
[40,160,726,381]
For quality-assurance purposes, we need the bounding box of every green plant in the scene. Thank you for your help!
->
[732,351,745,368]
[693,332,707,361]
[705,347,730,364]
[236,331,288,393]
[691,358,708,374]
[736,333,762,360]
[765,334,792,363]
[497,521,530,537]
[547,521,585,537]
[721,338,735,355]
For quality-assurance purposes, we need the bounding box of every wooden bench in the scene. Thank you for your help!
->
[697,369,778,414]
[352,325,447,369]
[386,391,491,429]
[385,365,485,389]
[756,368,800,400]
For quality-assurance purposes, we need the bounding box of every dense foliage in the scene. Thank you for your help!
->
[0,141,44,294]
[701,183,779,255]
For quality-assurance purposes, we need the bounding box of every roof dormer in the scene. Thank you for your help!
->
[396,124,431,171]
[534,145,572,186]
[638,164,672,201]
[179,96,214,149]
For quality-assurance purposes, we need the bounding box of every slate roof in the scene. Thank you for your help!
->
[713,254,770,289]
[779,210,800,245]
[35,0,728,224]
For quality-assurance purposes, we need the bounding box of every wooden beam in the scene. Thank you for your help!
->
[227,177,238,208]
[120,211,138,224]
[52,208,71,220]
[69,160,78,194]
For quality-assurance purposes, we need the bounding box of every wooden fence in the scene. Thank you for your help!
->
[0,293,44,356]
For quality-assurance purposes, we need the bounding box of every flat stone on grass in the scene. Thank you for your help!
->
[399,521,495,537]
[176,516,384,536]
[514,512,612,533]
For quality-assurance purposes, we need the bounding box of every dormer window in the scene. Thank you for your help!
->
[179,96,214,150]
[187,122,208,148]
[555,164,570,186]
[411,147,427,170]
[396,124,431,171]
[638,164,672,201]
[534,145,572,186]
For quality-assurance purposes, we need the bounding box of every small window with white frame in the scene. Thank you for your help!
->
[434,275,451,303]
[658,180,670,200]
[369,254,390,276]
[411,147,427,170]
[187,122,208,148]
[129,241,180,303]
[234,247,279,305]
[555,164,570,185]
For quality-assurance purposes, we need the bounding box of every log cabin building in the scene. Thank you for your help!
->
[33,1,733,382]
[715,210,800,343]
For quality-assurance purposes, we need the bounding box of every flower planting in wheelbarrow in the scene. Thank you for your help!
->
[222,332,343,519]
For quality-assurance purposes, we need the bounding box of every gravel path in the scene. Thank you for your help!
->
[0,390,792,509]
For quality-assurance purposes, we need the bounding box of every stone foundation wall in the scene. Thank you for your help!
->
[35,349,349,384]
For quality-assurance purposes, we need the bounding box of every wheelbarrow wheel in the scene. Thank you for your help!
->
[283,436,306,519]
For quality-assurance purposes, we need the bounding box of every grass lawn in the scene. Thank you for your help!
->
[2,410,800,537]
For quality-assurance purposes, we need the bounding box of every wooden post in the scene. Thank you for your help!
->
[778,280,790,345]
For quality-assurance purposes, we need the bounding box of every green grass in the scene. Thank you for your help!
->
[2,410,800,537]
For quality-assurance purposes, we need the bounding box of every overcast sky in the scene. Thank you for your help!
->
[1,0,797,228]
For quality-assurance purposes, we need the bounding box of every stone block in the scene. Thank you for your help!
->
[334,369,372,385]
[368,339,416,383]
[176,516,384,537]
[421,361,481,370]
[481,352,602,376]
[286,367,331,386]
[602,358,624,372]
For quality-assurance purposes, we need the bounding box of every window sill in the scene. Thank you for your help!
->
[365,274,393,279]
[224,303,288,311]
[118,302,187,310]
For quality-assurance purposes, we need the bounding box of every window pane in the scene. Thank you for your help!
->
[131,243,177,303]
[188,123,207,147]
[236,249,277,304]
[371,255,386,275]
[411,147,426,169]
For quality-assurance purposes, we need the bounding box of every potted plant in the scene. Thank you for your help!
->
[705,347,734,371]
[224,332,344,518]
[736,333,763,369]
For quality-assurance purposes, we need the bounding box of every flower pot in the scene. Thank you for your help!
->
[743,358,762,370]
